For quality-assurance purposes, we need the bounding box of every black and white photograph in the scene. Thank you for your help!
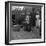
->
[5,1,45,44]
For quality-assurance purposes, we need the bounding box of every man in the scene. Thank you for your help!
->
[24,14,31,32]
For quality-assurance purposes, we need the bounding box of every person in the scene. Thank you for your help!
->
[23,13,34,32]
[25,15,31,32]
[35,11,40,28]
[35,11,41,36]
[36,14,40,28]
[29,12,36,27]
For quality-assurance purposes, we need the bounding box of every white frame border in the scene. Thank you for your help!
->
[8,2,44,43]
